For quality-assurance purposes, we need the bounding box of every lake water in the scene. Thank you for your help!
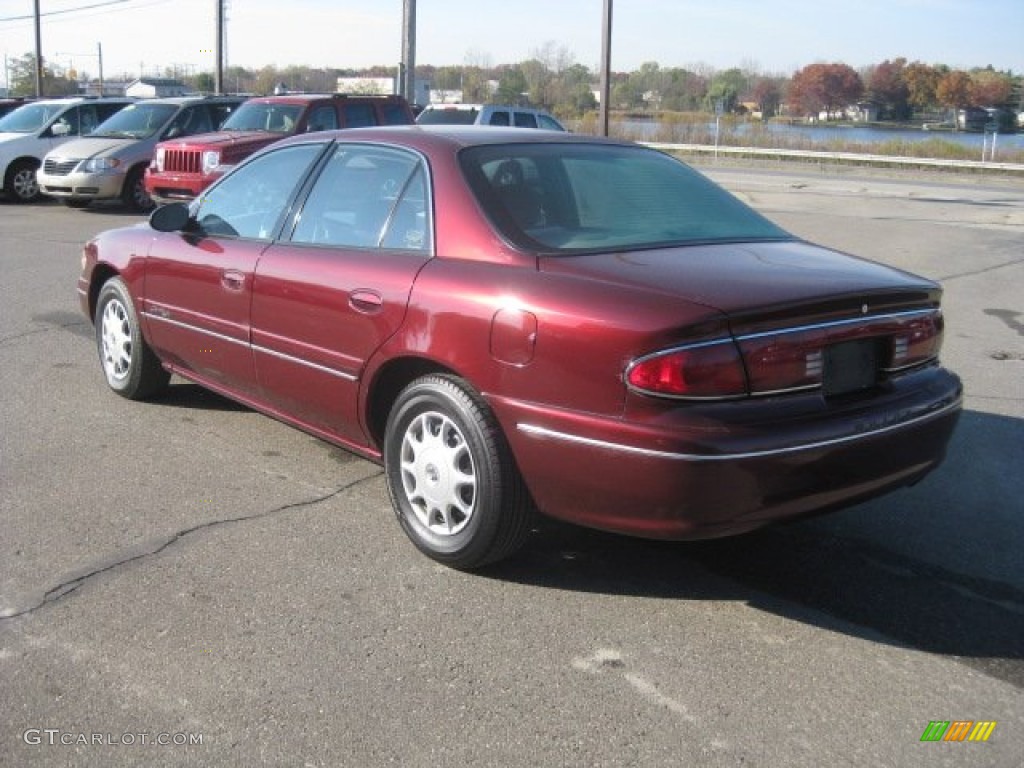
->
[617,119,1024,157]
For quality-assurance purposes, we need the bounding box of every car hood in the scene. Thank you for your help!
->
[162,130,280,151]
[539,239,939,328]
[48,136,137,160]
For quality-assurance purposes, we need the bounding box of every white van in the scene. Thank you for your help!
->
[416,104,566,131]
[0,97,134,202]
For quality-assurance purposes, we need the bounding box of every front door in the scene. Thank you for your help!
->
[142,142,328,399]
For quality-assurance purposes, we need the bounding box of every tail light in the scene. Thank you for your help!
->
[627,309,943,401]
[626,340,748,399]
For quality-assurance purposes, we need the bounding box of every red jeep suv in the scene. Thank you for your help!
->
[144,93,414,204]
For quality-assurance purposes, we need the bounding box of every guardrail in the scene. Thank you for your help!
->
[642,142,1024,174]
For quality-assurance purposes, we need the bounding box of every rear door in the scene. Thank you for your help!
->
[250,142,432,445]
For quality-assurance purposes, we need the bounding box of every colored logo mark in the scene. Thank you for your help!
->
[920,721,997,742]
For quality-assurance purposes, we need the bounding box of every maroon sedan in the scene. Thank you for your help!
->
[78,127,961,568]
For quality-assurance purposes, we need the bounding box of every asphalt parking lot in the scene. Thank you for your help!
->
[1,164,1022,767]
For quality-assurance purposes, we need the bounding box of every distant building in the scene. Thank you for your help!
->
[336,76,430,107]
[846,102,879,122]
[126,78,187,98]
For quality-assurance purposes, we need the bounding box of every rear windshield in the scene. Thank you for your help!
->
[221,102,303,133]
[459,143,791,253]
[91,103,178,139]
[416,107,479,125]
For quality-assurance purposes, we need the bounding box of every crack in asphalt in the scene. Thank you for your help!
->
[0,470,384,621]
[0,320,91,348]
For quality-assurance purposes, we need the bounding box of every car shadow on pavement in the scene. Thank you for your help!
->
[487,409,1024,686]
[150,381,253,412]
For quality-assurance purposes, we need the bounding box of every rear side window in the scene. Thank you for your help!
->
[305,105,338,132]
[488,111,510,126]
[342,104,376,128]
[291,144,429,251]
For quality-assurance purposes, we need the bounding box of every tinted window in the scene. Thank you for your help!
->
[166,105,213,137]
[381,103,412,125]
[342,104,376,128]
[488,111,510,126]
[291,144,428,251]
[305,105,338,132]
[416,107,478,125]
[513,112,538,128]
[193,143,325,240]
[460,144,791,252]
[537,114,564,131]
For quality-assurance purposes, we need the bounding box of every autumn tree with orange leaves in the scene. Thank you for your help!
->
[786,63,864,118]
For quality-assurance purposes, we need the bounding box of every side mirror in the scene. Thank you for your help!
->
[51,122,71,137]
[149,202,192,233]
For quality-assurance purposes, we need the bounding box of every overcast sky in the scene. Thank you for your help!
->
[1,0,1021,86]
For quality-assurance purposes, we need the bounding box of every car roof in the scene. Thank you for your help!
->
[270,124,624,153]
[243,93,407,105]
[131,95,245,105]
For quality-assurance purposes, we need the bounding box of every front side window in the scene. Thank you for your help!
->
[193,143,325,240]
[290,144,429,251]
[460,143,791,252]
[513,112,538,128]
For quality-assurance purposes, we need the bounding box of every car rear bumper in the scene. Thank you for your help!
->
[497,366,963,539]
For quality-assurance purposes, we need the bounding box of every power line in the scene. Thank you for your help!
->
[0,0,131,23]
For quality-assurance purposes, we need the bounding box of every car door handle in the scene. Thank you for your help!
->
[221,270,246,291]
[349,289,383,314]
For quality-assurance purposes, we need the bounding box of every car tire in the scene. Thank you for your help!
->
[121,166,155,212]
[4,159,40,202]
[384,374,533,569]
[63,198,91,209]
[95,277,170,399]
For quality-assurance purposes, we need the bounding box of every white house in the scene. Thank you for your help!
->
[125,78,187,98]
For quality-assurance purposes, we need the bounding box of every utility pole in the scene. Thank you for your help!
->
[97,42,105,96]
[401,0,416,104]
[599,0,613,136]
[34,0,43,96]
[215,0,224,94]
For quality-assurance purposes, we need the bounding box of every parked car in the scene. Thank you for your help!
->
[417,103,566,130]
[36,95,244,211]
[0,96,134,202]
[78,127,961,569]
[144,93,414,205]
[0,97,33,119]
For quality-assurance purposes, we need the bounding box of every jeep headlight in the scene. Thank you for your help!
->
[81,156,122,173]
[202,150,221,175]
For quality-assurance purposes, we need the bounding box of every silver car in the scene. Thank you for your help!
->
[36,95,244,211]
